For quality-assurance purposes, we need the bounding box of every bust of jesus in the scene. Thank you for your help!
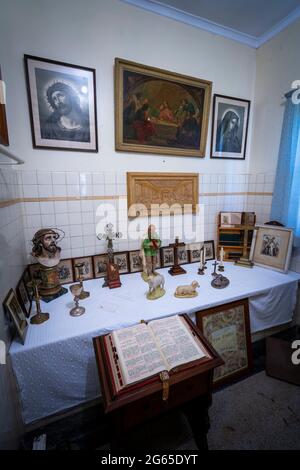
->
[31,228,61,268]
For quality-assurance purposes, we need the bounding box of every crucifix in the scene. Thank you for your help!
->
[97,223,122,288]
[235,213,254,268]
[168,237,187,276]
[211,260,218,277]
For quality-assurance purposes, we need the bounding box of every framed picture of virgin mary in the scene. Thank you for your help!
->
[210,94,250,160]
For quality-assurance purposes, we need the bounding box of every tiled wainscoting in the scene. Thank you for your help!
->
[1,169,275,264]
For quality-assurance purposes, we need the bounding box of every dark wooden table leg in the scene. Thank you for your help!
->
[183,396,211,450]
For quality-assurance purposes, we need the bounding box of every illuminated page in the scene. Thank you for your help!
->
[112,323,167,386]
[149,315,207,370]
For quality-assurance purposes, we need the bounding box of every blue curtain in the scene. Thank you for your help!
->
[271,91,300,245]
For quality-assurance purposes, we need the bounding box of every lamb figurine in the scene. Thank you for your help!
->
[146,273,165,300]
[174,281,200,298]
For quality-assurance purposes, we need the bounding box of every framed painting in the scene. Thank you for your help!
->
[73,256,94,281]
[220,211,243,227]
[57,259,74,284]
[249,225,293,273]
[24,55,98,152]
[211,94,250,160]
[188,240,215,262]
[93,254,109,279]
[0,66,9,145]
[177,245,188,265]
[128,250,143,273]
[204,240,215,261]
[161,246,174,268]
[115,58,212,157]
[3,289,28,345]
[16,278,31,318]
[196,299,252,386]
[113,252,129,274]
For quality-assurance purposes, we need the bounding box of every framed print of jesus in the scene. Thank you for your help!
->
[211,94,250,160]
[24,55,98,152]
[115,58,212,157]
[196,299,252,386]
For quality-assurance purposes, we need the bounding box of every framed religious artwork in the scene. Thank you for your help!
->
[177,245,188,265]
[196,299,252,386]
[0,66,9,145]
[93,254,109,279]
[249,225,293,273]
[113,252,129,275]
[211,94,250,160]
[3,289,28,344]
[188,240,215,263]
[57,259,74,284]
[127,172,199,217]
[16,278,31,318]
[204,240,215,261]
[24,55,98,152]
[128,250,143,273]
[188,243,202,263]
[220,211,243,227]
[73,256,94,281]
[161,246,175,268]
[115,58,212,158]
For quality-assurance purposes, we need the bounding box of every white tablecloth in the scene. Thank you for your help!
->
[9,261,300,425]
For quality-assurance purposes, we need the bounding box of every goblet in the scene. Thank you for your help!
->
[69,284,86,317]
[74,262,90,299]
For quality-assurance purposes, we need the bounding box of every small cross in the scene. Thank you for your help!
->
[212,260,218,277]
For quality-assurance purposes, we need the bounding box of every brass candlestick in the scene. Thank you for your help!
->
[27,279,49,325]
[74,262,90,299]
[69,284,85,316]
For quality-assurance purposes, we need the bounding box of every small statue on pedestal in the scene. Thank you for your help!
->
[97,223,122,289]
[146,273,166,300]
[140,225,161,281]
[31,228,67,301]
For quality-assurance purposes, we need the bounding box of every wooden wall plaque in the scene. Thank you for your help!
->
[127,172,199,217]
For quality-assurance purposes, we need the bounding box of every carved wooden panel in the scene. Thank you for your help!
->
[127,172,199,217]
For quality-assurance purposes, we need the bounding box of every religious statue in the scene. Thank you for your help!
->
[146,273,166,300]
[97,223,122,289]
[140,224,161,281]
[31,228,67,300]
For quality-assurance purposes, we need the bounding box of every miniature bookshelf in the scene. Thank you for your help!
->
[217,212,256,262]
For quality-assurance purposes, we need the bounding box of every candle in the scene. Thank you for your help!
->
[199,249,203,269]
[220,247,224,266]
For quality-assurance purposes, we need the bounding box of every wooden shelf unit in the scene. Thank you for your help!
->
[217,212,256,262]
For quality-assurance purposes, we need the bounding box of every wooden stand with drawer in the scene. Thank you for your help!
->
[93,314,223,450]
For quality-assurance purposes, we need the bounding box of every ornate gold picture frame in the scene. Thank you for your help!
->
[115,58,212,157]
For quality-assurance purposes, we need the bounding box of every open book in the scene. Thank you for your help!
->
[104,315,210,394]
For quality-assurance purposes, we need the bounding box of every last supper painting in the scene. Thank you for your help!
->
[115,58,212,157]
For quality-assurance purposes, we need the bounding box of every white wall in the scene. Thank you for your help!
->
[0,0,256,173]
[0,170,26,449]
[250,18,300,173]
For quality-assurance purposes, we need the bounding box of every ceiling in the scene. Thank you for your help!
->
[122,0,300,47]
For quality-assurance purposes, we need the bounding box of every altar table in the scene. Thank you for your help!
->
[9,261,300,425]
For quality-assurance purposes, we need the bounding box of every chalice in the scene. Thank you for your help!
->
[69,284,86,317]
[74,262,90,299]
